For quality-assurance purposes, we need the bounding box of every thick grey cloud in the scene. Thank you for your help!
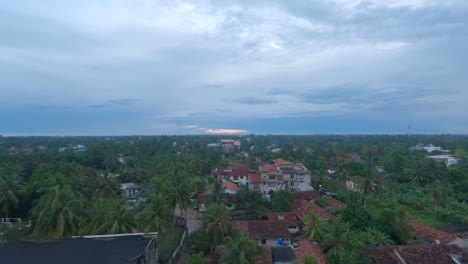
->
[0,0,467,135]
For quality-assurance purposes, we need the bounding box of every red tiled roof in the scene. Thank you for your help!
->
[249,173,262,184]
[268,212,300,227]
[259,164,277,173]
[326,198,346,208]
[233,220,291,239]
[409,220,456,244]
[368,244,462,264]
[222,181,238,192]
[274,158,293,165]
[293,190,322,201]
[294,239,328,264]
[277,175,284,181]
[221,163,250,177]
[292,200,331,222]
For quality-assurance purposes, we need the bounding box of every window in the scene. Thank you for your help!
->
[240,176,243,179]
[290,182,294,186]
[291,174,295,179]
[261,239,266,245]
[269,175,276,180]
[268,183,276,187]
[233,176,239,180]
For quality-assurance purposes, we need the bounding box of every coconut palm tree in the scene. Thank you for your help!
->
[216,232,263,264]
[204,203,232,246]
[320,217,349,252]
[137,193,174,235]
[304,211,326,241]
[429,180,447,222]
[30,185,83,237]
[0,175,24,218]
[94,173,117,200]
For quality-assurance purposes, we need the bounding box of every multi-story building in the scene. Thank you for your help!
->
[249,158,313,194]
[218,163,250,186]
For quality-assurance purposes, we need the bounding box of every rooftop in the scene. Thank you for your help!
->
[367,244,463,264]
[0,234,156,264]
[233,220,291,239]
[294,239,328,264]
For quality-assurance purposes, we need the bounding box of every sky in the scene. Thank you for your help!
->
[1,0,467,135]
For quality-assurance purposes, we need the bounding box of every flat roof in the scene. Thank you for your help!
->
[0,235,155,264]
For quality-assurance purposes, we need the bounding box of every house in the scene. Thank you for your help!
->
[118,155,137,164]
[345,176,363,192]
[219,139,241,149]
[219,163,250,186]
[294,239,328,264]
[207,143,219,147]
[250,159,313,195]
[233,220,292,247]
[292,190,321,202]
[121,183,142,198]
[249,173,262,192]
[427,155,459,167]
[222,180,238,194]
[268,212,301,234]
[409,220,457,244]
[71,145,87,152]
[0,233,159,264]
[22,148,33,153]
[292,199,331,223]
[367,244,463,264]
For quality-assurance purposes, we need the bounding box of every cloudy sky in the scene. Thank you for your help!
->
[1,0,467,135]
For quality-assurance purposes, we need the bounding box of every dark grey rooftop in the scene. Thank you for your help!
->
[0,235,154,264]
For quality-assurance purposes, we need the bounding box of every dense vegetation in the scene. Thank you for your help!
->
[0,134,467,263]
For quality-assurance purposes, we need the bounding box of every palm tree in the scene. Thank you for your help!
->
[30,185,83,237]
[215,232,263,264]
[304,211,325,241]
[204,203,232,246]
[0,175,24,218]
[167,173,194,226]
[429,180,447,222]
[365,227,394,246]
[94,173,117,200]
[320,217,349,252]
[210,180,226,205]
[136,193,174,235]
[360,167,375,209]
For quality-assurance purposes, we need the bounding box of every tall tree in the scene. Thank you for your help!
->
[215,232,263,264]
[429,180,448,222]
[0,175,24,218]
[136,193,174,235]
[30,185,83,237]
[304,211,325,241]
[204,203,232,247]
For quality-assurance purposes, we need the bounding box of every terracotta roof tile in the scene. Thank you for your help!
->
[233,220,291,239]
[368,244,462,264]
[294,239,328,264]
[293,190,322,201]
[259,164,277,173]
[274,158,293,165]
[292,200,331,222]
[268,212,300,227]
[326,198,347,208]
[409,220,456,244]
[222,180,238,192]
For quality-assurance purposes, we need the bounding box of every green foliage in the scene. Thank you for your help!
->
[235,189,269,219]
[203,203,232,246]
[82,199,135,235]
[314,197,328,208]
[271,190,294,212]
[304,211,326,241]
[186,229,211,253]
[189,252,206,264]
[0,175,25,217]
[341,206,376,231]
[215,232,263,264]
[30,185,83,237]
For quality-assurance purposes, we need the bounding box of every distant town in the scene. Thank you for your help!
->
[0,135,467,264]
